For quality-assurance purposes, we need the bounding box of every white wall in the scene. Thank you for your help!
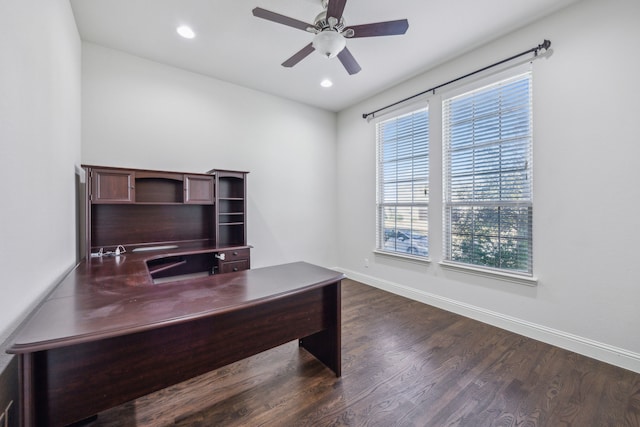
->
[0,0,81,343]
[81,43,338,269]
[337,0,640,372]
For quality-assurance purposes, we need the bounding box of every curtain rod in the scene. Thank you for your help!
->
[362,39,551,120]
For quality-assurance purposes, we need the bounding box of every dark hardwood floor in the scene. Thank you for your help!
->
[90,279,640,426]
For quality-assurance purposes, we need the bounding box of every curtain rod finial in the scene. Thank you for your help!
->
[536,39,551,55]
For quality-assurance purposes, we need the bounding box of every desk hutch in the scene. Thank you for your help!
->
[83,165,250,279]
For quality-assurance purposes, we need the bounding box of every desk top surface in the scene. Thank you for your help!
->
[7,260,344,354]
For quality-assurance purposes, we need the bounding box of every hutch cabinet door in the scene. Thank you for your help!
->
[91,169,135,203]
[184,175,214,204]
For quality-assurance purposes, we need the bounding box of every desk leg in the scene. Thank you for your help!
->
[299,281,341,377]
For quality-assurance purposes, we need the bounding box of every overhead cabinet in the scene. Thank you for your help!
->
[90,168,135,203]
[89,168,214,204]
[185,174,215,204]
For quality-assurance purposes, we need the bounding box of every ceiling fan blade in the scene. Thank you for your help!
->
[337,47,361,75]
[345,19,409,38]
[252,7,314,32]
[282,43,316,68]
[326,0,347,21]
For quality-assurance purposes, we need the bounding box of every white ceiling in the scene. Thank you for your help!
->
[70,0,580,112]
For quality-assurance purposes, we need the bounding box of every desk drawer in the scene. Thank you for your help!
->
[218,248,250,260]
[217,248,250,274]
[219,259,250,274]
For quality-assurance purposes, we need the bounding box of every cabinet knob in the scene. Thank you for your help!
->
[233,267,238,272]
[232,251,238,256]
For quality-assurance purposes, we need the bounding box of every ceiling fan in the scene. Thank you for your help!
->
[252,0,409,75]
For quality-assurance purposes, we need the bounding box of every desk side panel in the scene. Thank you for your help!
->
[299,281,341,377]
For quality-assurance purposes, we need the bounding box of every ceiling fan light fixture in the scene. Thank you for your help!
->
[312,30,346,59]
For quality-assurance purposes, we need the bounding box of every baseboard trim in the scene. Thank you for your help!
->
[337,267,640,374]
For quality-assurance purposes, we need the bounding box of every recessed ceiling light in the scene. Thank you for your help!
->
[176,25,195,39]
[320,79,333,88]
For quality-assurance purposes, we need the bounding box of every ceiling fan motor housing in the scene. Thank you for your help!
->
[312,11,345,32]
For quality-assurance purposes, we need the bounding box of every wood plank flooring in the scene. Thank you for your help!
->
[89,279,640,426]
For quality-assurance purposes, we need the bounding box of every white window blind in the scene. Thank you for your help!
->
[376,107,429,258]
[443,71,533,274]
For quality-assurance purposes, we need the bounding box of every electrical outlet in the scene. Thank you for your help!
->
[364,258,369,268]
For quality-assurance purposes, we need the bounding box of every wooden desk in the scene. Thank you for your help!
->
[7,260,343,427]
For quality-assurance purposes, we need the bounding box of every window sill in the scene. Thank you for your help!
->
[373,250,431,265]
[439,261,538,286]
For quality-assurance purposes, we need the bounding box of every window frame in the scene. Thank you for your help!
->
[375,105,430,260]
[442,66,534,276]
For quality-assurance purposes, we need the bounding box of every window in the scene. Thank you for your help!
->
[443,71,533,274]
[376,107,429,258]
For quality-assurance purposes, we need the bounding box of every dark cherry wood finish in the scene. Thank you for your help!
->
[90,204,214,250]
[7,261,343,427]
